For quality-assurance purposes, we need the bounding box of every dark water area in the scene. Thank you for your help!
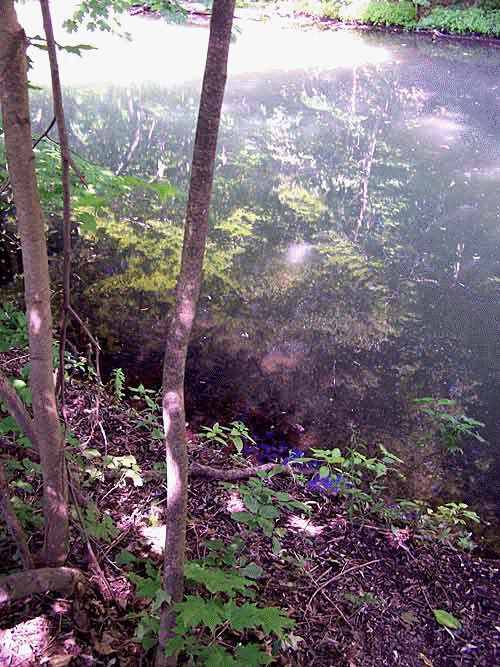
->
[3,18,500,519]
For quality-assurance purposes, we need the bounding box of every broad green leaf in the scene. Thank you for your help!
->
[62,43,97,55]
[200,645,238,667]
[11,378,26,389]
[0,416,19,433]
[244,496,260,514]
[433,609,462,629]
[259,504,279,519]
[12,480,33,493]
[81,215,97,233]
[147,181,177,200]
[224,601,294,636]
[223,600,259,631]
[129,573,161,598]
[272,536,281,554]
[240,563,264,580]
[235,643,273,665]
[184,562,252,595]
[253,606,295,636]
[115,549,137,565]
[273,491,290,502]
[231,511,252,524]
[177,596,224,631]
[259,518,275,537]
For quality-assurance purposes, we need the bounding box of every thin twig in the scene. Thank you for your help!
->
[306,559,380,612]
[68,465,113,600]
[32,115,56,149]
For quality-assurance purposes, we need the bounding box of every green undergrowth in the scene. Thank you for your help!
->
[0,303,488,663]
[418,6,500,35]
[293,0,500,36]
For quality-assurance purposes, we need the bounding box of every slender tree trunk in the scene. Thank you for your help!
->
[39,0,73,408]
[156,0,235,664]
[0,0,68,565]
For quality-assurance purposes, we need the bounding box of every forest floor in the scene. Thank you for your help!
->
[1,362,500,667]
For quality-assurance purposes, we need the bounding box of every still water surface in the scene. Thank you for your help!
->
[18,7,500,510]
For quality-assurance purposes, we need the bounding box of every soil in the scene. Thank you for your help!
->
[1,360,499,667]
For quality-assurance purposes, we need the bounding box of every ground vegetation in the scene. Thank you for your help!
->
[0,349,499,665]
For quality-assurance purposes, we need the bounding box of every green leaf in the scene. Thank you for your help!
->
[232,435,243,453]
[177,596,224,631]
[129,573,162,598]
[115,549,137,565]
[240,563,264,580]
[184,562,253,596]
[147,181,177,200]
[258,518,275,537]
[12,480,33,493]
[273,491,291,502]
[231,511,252,524]
[223,600,258,631]
[319,465,330,478]
[254,606,295,636]
[224,600,294,636]
[244,496,260,514]
[200,645,238,667]
[61,43,97,56]
[0,416,20,433]
[66,432,80,446]
[235,643,273,665]
[433,609,462,630]
[259,504,279,519]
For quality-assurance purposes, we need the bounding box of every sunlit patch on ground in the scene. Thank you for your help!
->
[226,491,246,513]
[0,617,51,666]
[138,525,166,554]
[287,514,325,536]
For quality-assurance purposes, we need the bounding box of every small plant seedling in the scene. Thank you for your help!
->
[129,383,160,411]
[199,420,256,454]
[0,304,28,351]
[110,367,126,401]
[226,472,310,552]
[414,398,486,454]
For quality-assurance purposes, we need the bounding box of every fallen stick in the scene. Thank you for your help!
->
[0,567,84,604]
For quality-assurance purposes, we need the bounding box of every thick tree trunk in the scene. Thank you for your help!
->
[156,0,235,664]
[0,0,68,565]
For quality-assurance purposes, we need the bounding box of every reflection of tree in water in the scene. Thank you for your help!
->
[17,54,500,510]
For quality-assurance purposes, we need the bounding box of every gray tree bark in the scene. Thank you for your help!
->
[156,0,236,664]
[0,0,68,565]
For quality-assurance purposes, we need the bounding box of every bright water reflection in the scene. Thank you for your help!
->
[16,10,500,510]
[19,3,390,85]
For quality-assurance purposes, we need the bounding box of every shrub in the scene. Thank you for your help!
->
[362,1,417,28]
[417,7,500,36]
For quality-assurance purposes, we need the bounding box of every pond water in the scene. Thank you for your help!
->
[6,6,500,515]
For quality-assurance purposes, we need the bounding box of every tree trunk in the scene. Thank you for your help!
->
[0,0,68,565]
[39,0,74,411]
[156,0,235,664]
